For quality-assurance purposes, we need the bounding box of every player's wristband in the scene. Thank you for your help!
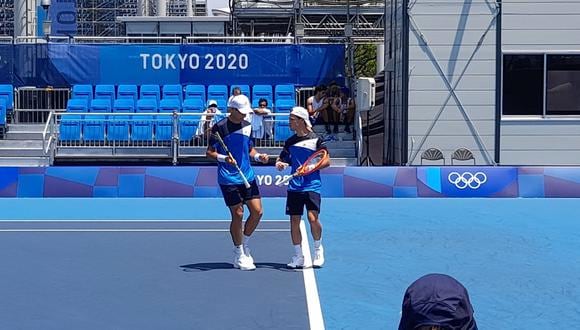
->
[253,153,263,162]
[217,154,227,163]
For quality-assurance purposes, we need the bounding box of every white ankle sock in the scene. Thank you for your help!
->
[314,239,322,249]
[243,235,251,246]
[294,244,303,256]
[235,245,244,255]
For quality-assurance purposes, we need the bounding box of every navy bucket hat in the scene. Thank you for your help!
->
[398,274,477,330]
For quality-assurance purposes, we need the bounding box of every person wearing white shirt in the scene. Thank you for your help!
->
[251,98,273,142]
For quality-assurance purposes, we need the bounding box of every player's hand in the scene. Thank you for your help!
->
[276,161,289,171]
[297,164,315,175]
[226,156,237,166]
[258,153,269,164]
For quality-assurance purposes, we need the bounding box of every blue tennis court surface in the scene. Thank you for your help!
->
[1,198,579,329]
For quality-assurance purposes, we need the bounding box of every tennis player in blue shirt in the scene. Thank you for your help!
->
[276,106,330,268]
[207,94,269,271]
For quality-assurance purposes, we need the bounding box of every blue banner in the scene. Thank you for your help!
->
[417,167,518,197]
[8,44,344,87]
[3,166,580,198]
[50,0,77,36]
[0,45,13,84]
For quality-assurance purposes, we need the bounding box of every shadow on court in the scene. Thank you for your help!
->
[180,262,294,272]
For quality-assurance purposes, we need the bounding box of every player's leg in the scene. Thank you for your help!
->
[305,192,324,267]
[243,181,263,237]
[243,196,263,264]
[287,191,307,268]
[220,184,255,270]
[241,181,262,263]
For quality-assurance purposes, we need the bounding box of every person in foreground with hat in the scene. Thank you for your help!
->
[206,94,270,271]
[399,273,478,330]
[275,106,331,268]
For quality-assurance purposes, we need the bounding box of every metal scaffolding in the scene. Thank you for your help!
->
[0,0,207,37]
[0,0,14,36]
[232,0,385,41]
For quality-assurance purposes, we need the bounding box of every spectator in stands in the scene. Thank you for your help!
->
[251,98,273,142]
[399,273,478,330]
[228,86,243,115]
[196,99,223,140]
[326,84,343,134]
[337,87,356,133]
[306,85,329,132]
[206,94,269,271]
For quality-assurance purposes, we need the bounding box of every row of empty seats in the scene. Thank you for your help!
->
[62,84,296,142]
[0,84,14,127]
[68,84,296,113]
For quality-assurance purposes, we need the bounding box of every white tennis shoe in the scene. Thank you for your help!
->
[313,246,325,267]
[233,251,256,271]
[287,255,306,269]
[244,246,254,264]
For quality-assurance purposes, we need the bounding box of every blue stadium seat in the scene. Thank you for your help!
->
[140,84,161,107]
[274,84,295,102]
[162,84,183,103]
[208,85,228,110]
[95,84,115,108]
[252,85,273,108]
[273,98,294,141]
[133,98,157,141]
[157,98,181,141]
[274,98,294,113]
[66,98,89,113]
[84,98,112,141]
[185,85,206,104]
[72,84,93,101]
[117,85,138,107]
[274,122,292,141]
[108,98,135,142]
[0,98,6,126]
[230,85,250,97]
[180,98,205,141]
[0,85,14,112]
[60,98,88,141]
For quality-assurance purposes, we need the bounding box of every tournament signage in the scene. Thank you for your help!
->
[6,44,345,87]
[417,167,518,197]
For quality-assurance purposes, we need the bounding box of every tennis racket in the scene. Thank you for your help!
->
[213,131,251,189]
[277,149,329,186]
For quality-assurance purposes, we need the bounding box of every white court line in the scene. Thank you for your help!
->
[0,229,288,233]
[300,220,325,330]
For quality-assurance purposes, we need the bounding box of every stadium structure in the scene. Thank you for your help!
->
[0,0,579,167]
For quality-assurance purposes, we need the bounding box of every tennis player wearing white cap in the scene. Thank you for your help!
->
[276,106,331,268]
[207,94,269,271]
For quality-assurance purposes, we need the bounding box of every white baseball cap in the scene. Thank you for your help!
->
[290,106,312,128]
[207,99,218,107]
[227,94,252,115]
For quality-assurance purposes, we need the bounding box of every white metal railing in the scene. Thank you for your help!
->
[4,35,383,45]
[0,36,13,44]
[15,87,70,124]
[185,36,294,44]
[72,36,183,44]
[46,112,291,164]
[42,110,57,164]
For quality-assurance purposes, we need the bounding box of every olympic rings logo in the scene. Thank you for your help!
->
[447,172,487,189]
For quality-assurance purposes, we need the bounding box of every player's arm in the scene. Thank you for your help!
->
[206,128,236,165]
[276,145,291,171]
[306,96,315,116]
[249,146,269,164]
